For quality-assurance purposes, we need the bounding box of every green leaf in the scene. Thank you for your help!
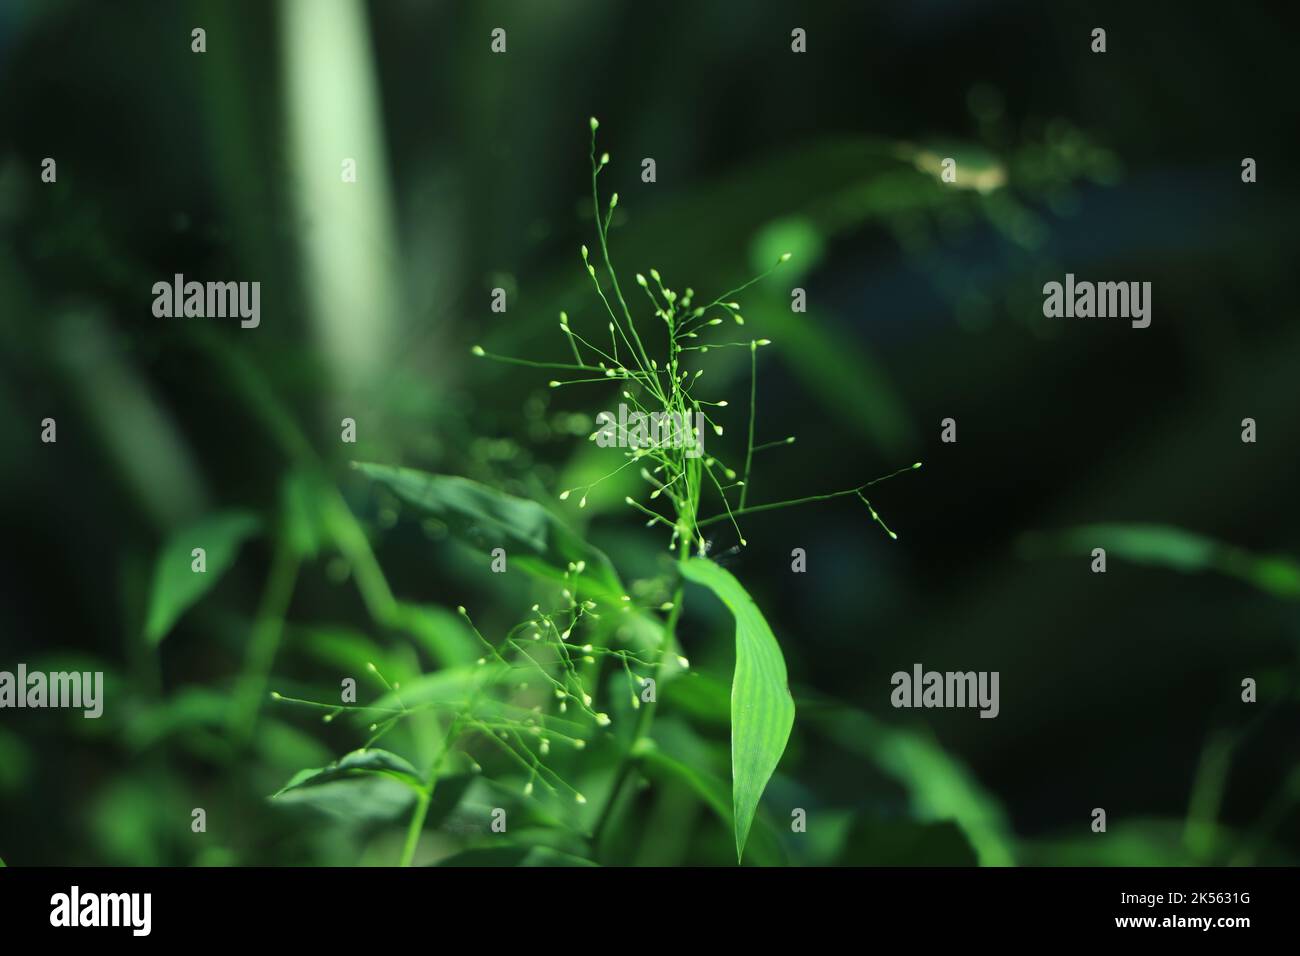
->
[807,701,1015,866]
[350,466,666,658]
[749,215,825,281]
[434,845,598,867]
[144,511,260,645]
[273,748,423,797]
[124,686,233,751]
[286,624,395,677]
[636,739,732,823]
[0,726,32,795]
[680,558,794,863]
[367,669,590,743]
[352,464,551,550]
[392,602,480,667]
[352,463,623,592]
[755,303,915,457]
[253,719,334,774]
[271,776,415,823]
[365,667,480,714]
[634,723,787,866]
[281,469,330,559]
[270,749,426,824]
[1021,818,1241,866]
[424,775,474,831]
[1026,523,1300,600]
[658,670,732,726]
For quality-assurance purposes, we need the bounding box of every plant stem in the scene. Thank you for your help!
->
[399,789,432,868]
[474,350,602,372]
[590,130,657,387]
[398,714,463,867]
[698,462,921,530]
[739,343,757,511]
[234,535,300,741]
[591,539,689,854]
[696,487,863,528]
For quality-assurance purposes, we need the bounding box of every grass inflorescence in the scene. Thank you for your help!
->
[475,117,921,556]
[271,556,669,864]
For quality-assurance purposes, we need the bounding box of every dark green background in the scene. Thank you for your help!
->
[1,0,1297,866]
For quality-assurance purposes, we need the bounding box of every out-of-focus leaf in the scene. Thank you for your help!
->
[351,464,663,655]
[660,670,732,726]
[1022,819,1246,867]
[425,775,474,831]
[367,668,589,745]
[0,727,31,794]
[365,667,479,715]
[287,624,393,677]
[125,686,232,751]
[680,558,794,863]
[1027,523,1300,599]
[749,215,825,283]
[637,739,731,821]
[90,776,185,866]
[254,719,334,773]
[434,845,597,867]
[144,511,260,645]
[354,464,549,549]
[808,703,1015,866]
[352,463,625,599]
[756,303,914,457]
[392,602,479,667]
[553,441,643,518]
[636,734,786,867]
[281,469,329,559]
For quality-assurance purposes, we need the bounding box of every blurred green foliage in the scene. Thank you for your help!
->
[1,0,1298,866]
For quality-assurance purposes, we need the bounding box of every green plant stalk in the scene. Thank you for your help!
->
[399,714,463,867]
[196,327,402,630]
[1183,730,1235,862]
[397,644,516,867]
[323,491,399,624]
[399,789,432,868]
[696,460,921,530]
[697,488,862,527]
[739,343,757,511]
[592,538,689,854]
[590,130,654,378]
[234,535,300,741]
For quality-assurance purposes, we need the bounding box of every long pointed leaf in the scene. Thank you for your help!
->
[680,558,794,862]
[144,511,259,645]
